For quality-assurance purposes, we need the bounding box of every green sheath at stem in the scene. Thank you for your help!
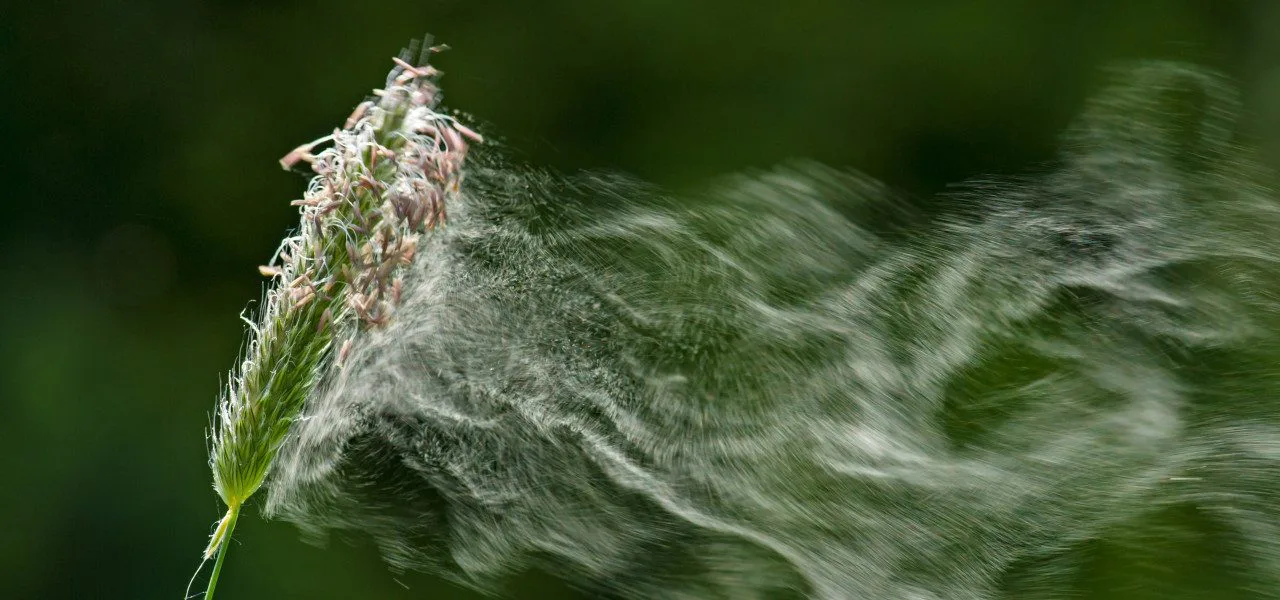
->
[204,505,240,600]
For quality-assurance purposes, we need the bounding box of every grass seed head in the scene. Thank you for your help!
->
[202,41,480,570]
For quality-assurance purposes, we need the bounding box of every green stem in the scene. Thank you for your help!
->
[204,505,240,600]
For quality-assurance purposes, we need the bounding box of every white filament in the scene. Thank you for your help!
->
[266,63,1280,599]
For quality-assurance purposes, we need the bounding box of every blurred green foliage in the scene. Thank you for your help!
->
[0,1,1273,598]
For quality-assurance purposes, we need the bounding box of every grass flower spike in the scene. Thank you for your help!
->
[199,39,481,598]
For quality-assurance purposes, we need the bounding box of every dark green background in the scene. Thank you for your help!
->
[2,1,1276,598]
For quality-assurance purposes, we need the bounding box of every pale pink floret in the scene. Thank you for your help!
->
[268,51,479,333]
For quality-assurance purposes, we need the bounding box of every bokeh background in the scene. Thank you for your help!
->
[3,1,1279,598]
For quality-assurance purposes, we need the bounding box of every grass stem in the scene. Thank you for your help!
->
[203,505,240,600]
